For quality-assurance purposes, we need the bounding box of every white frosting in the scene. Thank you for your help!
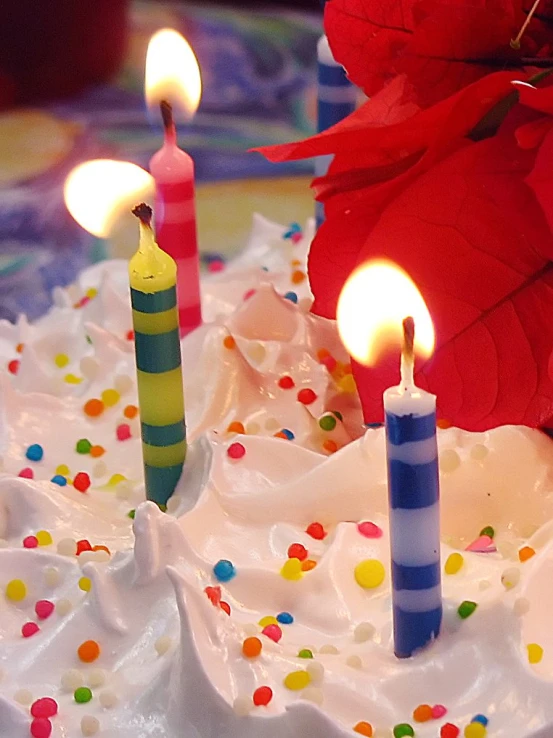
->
[0,216,552,738]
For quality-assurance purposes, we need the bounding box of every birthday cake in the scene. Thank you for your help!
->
[0,213,552,738]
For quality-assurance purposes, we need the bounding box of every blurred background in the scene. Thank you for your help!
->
[0,0,321,321]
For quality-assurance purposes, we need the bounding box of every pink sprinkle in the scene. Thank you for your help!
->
[31,697,58,719]
[243,289,256,301]
[208,260,225,273]
[357,521,383,539]
[18,468,34,479]
[80,296,91,307]
[465,535,496,553]
[35,600,55,620]
[23,536,39,549]
[432,704,448,719]
[30,718,52,738]
[262,624,282,643]
[22,622,40,638]
[116,423,132,441]
[290,232,302,244]
[227,442,246,460]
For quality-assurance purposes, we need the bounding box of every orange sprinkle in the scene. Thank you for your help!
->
[77,639,101,663]
[316,348,330,362]
[323,440,338,454]
[343,362,352,374]
[291,270,306,284]
[16,343,24,353]
[242,637,262,658]
[437,419,452,429]
[274,432,288,439]
[84,399,105,418]
[123,405,138,419]
[90,445,105,458]
[92,545,111,555]
[220,601,231,616]
[413,704,433,722]
[223,336,236,350]
[227,421,245,434]
[290,259,302,267]
[301,559,317,572]
[519,546,536,562]
[353,722,373,737]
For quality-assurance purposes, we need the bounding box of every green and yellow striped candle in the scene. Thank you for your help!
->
[130,203,186,505]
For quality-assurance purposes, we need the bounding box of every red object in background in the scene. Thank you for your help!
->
[0,0,129,109]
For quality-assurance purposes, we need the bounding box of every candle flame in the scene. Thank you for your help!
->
[145,29,202,120]
[337,260,435,366]
[64,160,154,237]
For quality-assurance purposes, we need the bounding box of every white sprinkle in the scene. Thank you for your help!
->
[242,623,258,637]
[78,551,98,566]
[514,597,530,616]
[306,661,325,684]
[80,357,100,380]
[57,538,77,556]
[374,728,393,738]
[439,449,461,473]
[115,481,133,501]
[264,417,280,431]
[245,421,260,435]
[57,598,73,616]
[246,343,266,364]
[88,668,106,688]
[233,695,252,716]
[81,715,100,736]
[501,567,521,590]
[302,686,324,705]
[155,636,172,655]
[319,644,339,655]
[99,690,118,708]
[478,579,492,591]
[354,622,375,643]
[92,461,108,479]
[470,443,488,461]
[14,689,33,706]
[0,667,4,682]
[346,654,363,669]
[92,550,110,564]
[44,567,61,587]
[61,669,84,692]
[114,374,133,394]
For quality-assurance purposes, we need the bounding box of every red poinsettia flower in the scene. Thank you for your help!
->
[325,0,553,107]
[261,71,553,431]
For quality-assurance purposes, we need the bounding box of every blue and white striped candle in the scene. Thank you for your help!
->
[316,33,356,228]
[385,317,442,658]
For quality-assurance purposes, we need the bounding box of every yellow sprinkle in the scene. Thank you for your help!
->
[64,374,83,384]
[284,670,311,691]
[101,389,120,407]
[6,579,27,602]
[56,464,70,476]
[86,287,98,299]
[280,558,303,581]
[464,723,487,738]
[337,373,357,393]
[354,560,385,589]
[35,530,53,546]
[258,616,279,627]
[54,353,69,368]
[527,643,544,664]
[445,552,464,575]
[107,474,126,487]
[79,577,92,592]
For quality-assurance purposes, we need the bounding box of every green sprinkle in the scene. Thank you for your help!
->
[331,410,343,421]
[85,335,92,345]
[393,724,415,738]
[75,438,92,455]
[458,600,478,619]
[298,649,313,659]
[74,686,92,704]
[479,525,495,538]
[157,503,167,513]
[128,509,136,519]
[318,415,337,431]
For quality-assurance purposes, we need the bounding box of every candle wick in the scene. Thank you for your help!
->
[132,202,153,228]
[160,100,177,144]
[511,0,542,49]
[401,316,415,390]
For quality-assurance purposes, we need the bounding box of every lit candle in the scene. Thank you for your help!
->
[146,29,203,337]
[337,261,441,659]
[130,203,187,506]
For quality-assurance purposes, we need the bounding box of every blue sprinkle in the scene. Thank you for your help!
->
[26,444,44,462]
[284,291,298,303]
[50,475,67,486]
[213,559,236,583]
[283,222,302,239]
[281,429,295,440]
[276,612,294,624]
[471,715,489,727]
[201,251,226,264]
[365,422,384,429]
[261,266,269,272]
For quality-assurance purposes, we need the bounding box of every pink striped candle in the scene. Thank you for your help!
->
[150,100,202,336]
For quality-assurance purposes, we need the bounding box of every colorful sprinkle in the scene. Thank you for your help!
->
[479,526,495,538]
[322,439,338,453]
[432,705,448,719]
[22,622,40,638]
[276,612,294,624]
[278,375,295,389]
[445,553,464,575]
[353,722,373,737]
[262,624,282,643]
[51,474,66,486]
[284,670,311,690]
[280,428,295,440]
[318,414,337,431]
[413,704,433,722]
[78,577,92,592]
[306,522,326,540]
[6,579,27,602]
[76,540,92,555]
[519,546,536,562]
[36,530,53,546]
[441,726,460,738]
[393,724,415,738]
[89,445,105,458]
[242,637,262,658]
[227,442,246,460]
[252,686,272,707]
[284,291,298,303]
[280,558,303,581]
[457,601,478,619]
[527,643,544,664]
[101,389,120,407]
[76,439,92,454]
[205,586,222,606]
[471,716,489,727]
[297,388,317,405]
[73,473,91,493]
[464,724,486,738]
[213,559,236,582]
[338,373,357,393]
[223,335,236,350]
[83,399,104,418]
[74,687,92,704]
[298,649,313,659]
[54,353,69,368]
[35,600,55,620]
[243,289,256,301]
[18,467,34,479]
[30,718,52,738]
[78,640,100,663]
[26,444,44,462]
[123,405,138,419]
[291,270,306,284]
[288,543,308,561]
[227,421,245,434]
[354,560,385,589]
[116,424,131,441]
[501,567,520,590]
[31,697,58,718]
[220,600,232,616]
[64,373,83,385]
[258,616,278,627]
[23,536,39,549]
[357,521,383,539]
